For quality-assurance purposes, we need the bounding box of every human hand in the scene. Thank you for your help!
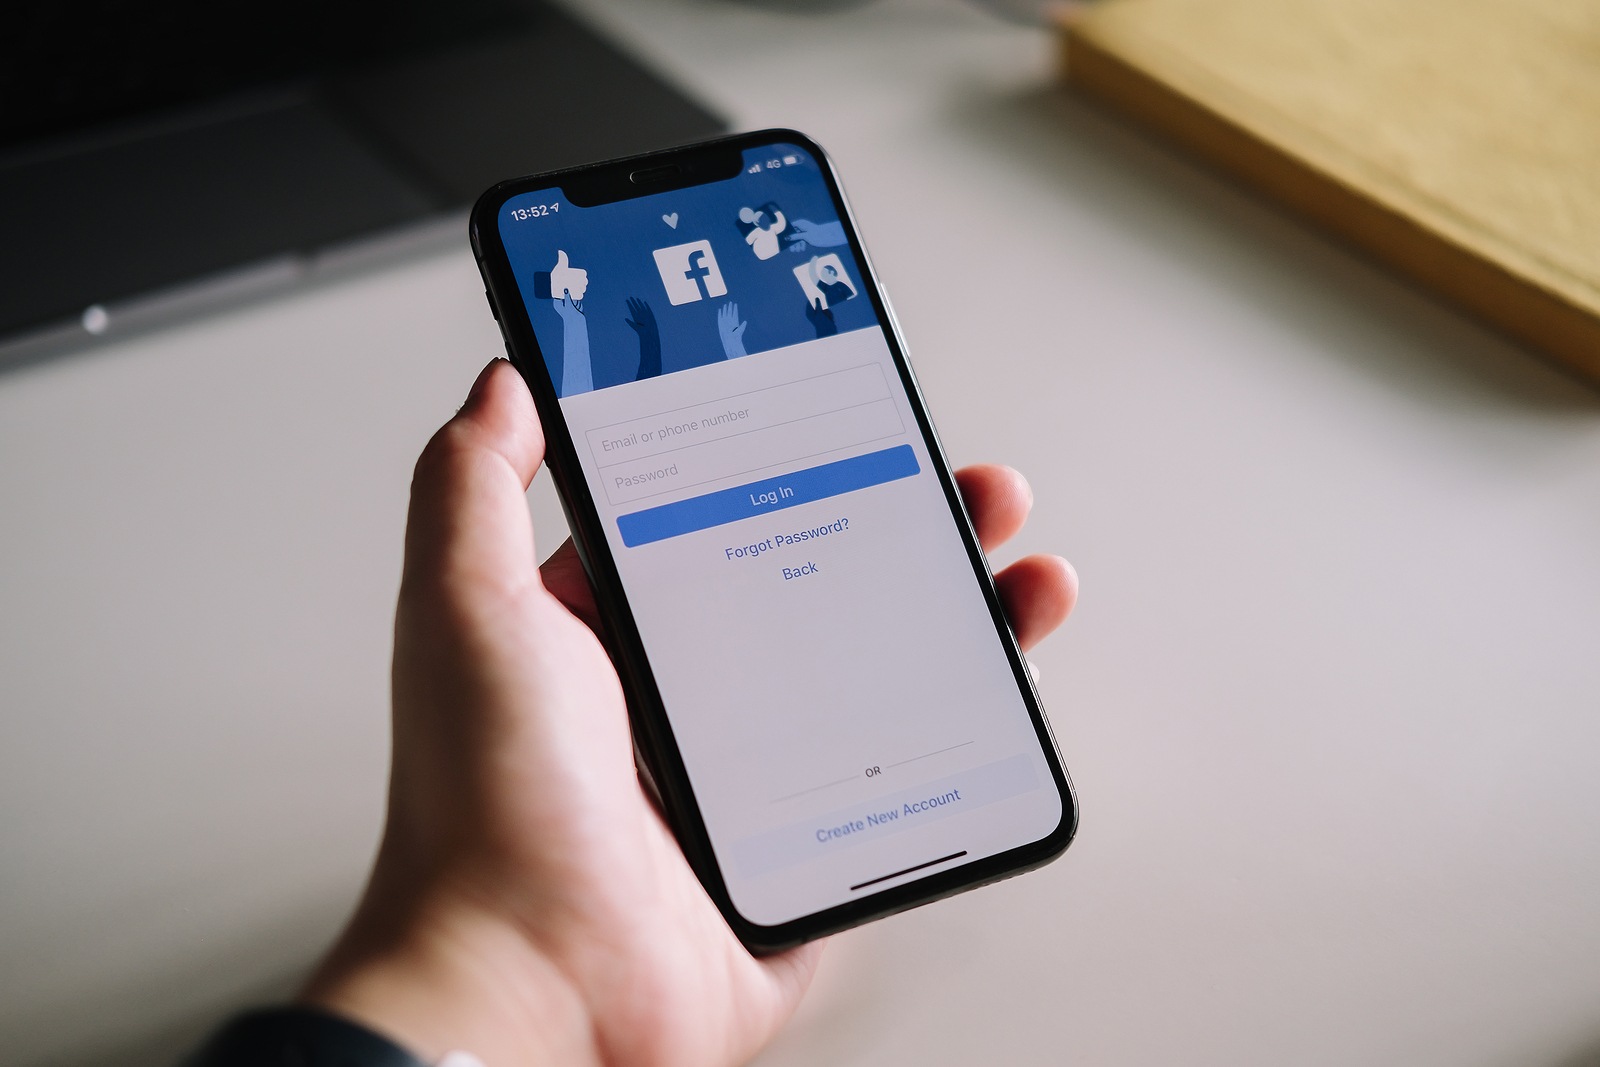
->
[300,360,1079,1067]
[804,296,837,338]
[717,301,748,359]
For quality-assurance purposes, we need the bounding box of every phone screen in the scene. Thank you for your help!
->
[494,139,1069,929]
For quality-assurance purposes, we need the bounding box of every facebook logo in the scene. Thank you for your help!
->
[652,240,728,306]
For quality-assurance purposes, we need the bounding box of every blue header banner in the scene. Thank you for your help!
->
[498,144,881,398]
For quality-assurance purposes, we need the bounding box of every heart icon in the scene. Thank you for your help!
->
[663,212,679,229]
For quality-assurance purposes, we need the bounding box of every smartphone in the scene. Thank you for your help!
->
[470,130,1076,952]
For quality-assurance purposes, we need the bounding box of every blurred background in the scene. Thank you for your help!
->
[2,2,1598,1065]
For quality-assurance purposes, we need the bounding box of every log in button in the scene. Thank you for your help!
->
[616,444,919,547]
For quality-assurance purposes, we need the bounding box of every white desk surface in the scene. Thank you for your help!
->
[4,2,1599,1064]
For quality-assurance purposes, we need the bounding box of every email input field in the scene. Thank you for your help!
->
[593,365,904,506]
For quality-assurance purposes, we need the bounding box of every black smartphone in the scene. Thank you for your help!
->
[470,130,1076,952]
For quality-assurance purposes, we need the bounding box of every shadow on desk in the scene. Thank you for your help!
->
[1553,1044,1600,1067]
[954,85,1600,413]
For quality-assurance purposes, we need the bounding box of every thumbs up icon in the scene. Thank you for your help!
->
[534,249,590,303]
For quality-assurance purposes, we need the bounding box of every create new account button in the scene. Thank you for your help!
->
[616,444,919,547]
[728,754,1040,880]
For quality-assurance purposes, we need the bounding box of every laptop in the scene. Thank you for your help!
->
[0,0,724,370]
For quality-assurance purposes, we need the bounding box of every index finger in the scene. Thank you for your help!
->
[954,464,1033,552]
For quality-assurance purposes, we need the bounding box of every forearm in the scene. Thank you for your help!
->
[561,327,593,395]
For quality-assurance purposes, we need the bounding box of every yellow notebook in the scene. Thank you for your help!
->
[1061,0,1600,384]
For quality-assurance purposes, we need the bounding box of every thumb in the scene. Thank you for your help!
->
[554,249,569,269]
[401,360,547,606]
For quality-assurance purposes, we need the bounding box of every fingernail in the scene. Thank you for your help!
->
[1011,466,1034,510]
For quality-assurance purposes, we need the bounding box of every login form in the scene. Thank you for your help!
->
[498,145,1064,926]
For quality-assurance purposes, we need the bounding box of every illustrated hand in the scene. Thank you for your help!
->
[717,301,748,359]
[625,296,657,339]
[626,297,662,380]
[804,296,837,338]
[787,218,847,251]
[301,360,1078,1067]
[553,292,585,325]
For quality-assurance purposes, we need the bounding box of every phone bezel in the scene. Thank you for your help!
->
[469,129,1077,953]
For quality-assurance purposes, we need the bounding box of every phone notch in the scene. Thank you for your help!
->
[562,141,742,206]
[629,164,682,185]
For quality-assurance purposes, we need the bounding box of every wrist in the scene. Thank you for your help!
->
[300,889,599,1067]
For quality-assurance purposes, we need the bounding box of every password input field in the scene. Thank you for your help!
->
[592,365,905,505]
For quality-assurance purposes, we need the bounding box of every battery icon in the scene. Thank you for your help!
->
[782,154,798,166]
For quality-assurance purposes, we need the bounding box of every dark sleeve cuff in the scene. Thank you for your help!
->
[179,1006,430,1067]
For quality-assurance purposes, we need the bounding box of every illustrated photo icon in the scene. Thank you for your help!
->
[792,254,857,310]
